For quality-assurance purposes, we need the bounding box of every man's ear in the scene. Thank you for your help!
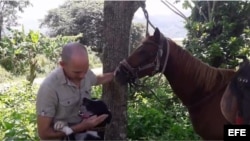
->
[59,60,65,67]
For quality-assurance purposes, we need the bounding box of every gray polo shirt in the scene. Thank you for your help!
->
[36,67,97,125]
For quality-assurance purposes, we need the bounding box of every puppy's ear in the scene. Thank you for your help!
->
[82,98,90,106]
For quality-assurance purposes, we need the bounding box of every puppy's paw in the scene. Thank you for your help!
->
[54,121,68,131]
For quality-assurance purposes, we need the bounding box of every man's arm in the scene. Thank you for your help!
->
[38,114,109,140]
[70,114,109,133]
[96,72,114,85]
[37,116,65,140]
[36,82,66,140]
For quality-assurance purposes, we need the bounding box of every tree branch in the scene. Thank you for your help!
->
[207,1,211,21]
[161,0,188,21]
[193,1,208,22]
[210,1,216,22]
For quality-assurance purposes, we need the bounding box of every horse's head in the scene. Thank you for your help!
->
[221,56,250,124]
[114,28,169,85]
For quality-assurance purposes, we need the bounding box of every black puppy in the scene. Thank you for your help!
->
[76,97,112,140]
[54,98,112,140]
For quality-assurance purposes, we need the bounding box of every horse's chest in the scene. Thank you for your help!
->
[188,93,226,140]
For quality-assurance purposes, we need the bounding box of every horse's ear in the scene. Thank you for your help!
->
[153,28,161,43]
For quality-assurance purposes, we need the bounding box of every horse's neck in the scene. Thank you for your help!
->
[162,41,235,107]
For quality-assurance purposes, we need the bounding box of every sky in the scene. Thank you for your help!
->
[14,0,190,38]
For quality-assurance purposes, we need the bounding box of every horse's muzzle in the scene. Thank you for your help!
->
[114,64,136,85]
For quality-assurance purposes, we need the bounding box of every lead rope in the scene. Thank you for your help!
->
[133,2,171,106]
[141,2,155,37]
[141,3,170,86]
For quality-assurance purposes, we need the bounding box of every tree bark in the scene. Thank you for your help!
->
[0,15,3,41]
[102,1,144,140]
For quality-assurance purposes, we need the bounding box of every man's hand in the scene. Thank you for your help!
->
[54,121,68,131]
[54,121,73,135]
[65,114,108,134]
[78,114,109,131]
[96,72,115,85]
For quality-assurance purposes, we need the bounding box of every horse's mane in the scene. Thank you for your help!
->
[167,38,235,91]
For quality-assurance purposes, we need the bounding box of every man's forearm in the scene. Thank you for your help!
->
[39,128,66,140]
[40,122,87,139]
[70,122,88,133]
[96,72,114,85]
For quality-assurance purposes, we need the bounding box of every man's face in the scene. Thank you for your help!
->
[61,55,89,82]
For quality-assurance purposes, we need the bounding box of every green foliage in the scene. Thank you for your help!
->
[128,101,199,140]
[128,102,169,140]
[0,28,42,79]
[0,0,31,39]
[40,0,145,61]
[129,23,146,54]
[126,75,200,140]
[0,65,12,83]
[0,28,82,84]
[0,81,39,140]
[40,33,83,66]
[87,48,102,69]
[91,85,102,99]
[40,0,103,47]
[183,1,250,68]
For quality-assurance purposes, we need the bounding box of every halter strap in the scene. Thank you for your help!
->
[154,37,170,84]
[119,35,170,84]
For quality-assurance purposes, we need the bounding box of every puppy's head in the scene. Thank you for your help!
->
[79,98,112,124]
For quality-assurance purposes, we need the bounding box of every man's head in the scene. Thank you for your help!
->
[60,42,89,82]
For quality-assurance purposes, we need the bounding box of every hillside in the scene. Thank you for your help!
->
[133,13,188,38]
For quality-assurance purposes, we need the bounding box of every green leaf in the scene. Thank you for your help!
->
[29,31,40,44]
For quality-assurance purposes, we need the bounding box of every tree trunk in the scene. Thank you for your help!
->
[0,15,3,41]
[102,1,144,140]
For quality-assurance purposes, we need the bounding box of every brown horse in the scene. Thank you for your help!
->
[114,28,238,140]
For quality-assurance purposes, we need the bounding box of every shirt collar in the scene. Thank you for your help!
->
[56,67,84,87]
[56,67,69,85]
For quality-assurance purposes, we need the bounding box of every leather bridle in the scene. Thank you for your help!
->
[118,34,170,85]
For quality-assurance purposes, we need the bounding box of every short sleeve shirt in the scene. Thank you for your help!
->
[36,67,97,124]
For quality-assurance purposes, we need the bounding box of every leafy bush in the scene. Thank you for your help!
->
[0,28,82,84]
[128,101,170,140]
[0,66,12,83]
[0,81,39,140]
[91,85,102,99]
[127,75,201,140]
[87,48,102,69]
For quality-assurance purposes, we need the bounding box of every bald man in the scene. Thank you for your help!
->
[36,42,114,140]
